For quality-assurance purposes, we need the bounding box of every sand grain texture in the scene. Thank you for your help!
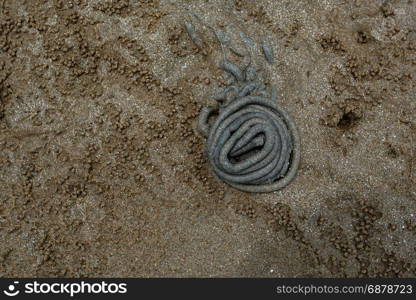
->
[0,0,415,277]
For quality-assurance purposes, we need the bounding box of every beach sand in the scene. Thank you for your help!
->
[0,0,415,277]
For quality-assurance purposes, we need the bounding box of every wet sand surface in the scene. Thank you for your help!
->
[0,0,416,277]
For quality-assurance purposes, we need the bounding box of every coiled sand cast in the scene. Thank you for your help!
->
[186,19,301,193]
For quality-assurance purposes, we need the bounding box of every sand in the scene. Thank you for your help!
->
[0,0,415,277]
